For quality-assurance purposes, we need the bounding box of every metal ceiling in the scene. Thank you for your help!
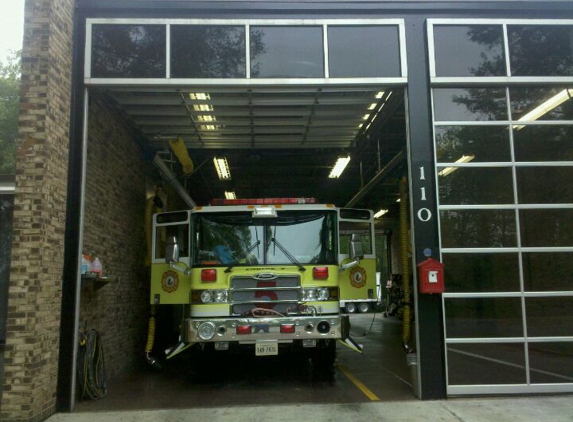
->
[102,84,408,214]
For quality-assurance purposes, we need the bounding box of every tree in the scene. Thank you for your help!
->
[0,50,21,175]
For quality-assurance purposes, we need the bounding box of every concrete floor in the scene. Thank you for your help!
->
[48,313,573,421]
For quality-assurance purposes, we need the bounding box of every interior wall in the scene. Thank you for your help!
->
[79,93,153,380]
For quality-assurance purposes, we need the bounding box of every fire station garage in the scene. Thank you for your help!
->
[1,1,573,421]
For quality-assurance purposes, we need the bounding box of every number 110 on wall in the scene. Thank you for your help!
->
[417,166,432,222]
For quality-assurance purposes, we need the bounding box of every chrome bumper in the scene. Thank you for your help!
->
[183,315,349,343]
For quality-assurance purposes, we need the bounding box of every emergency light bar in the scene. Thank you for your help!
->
[210,198,318,206]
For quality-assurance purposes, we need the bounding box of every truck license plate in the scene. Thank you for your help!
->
[255,341,278,356]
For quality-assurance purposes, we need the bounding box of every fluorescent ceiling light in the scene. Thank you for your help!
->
[329,155,351,179]
[362,114,370,120]
[514,88,573,130]
[193,104,214,112]
[200,125,217,131]
[197,115,216,122]
[368,103,377,110]
[438,154,475,177]
[396,198,401,202]
[224,191,236,200]
[373,209,389,219]
[213,157,231,180]
[375,91,385,99]
[189,92,210,100]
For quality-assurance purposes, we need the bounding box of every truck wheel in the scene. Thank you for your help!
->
[358,303,370,313]
[345,302,357,313]
[311,339,336,370]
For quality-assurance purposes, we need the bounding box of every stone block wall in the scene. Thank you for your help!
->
[1,0,75,420]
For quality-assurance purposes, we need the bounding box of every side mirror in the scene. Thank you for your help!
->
[350,234,364,260]
[165,236,180,264]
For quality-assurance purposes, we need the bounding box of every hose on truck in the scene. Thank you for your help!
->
[399,176,413,352]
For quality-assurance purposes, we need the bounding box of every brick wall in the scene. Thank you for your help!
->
[1,0,75,420]
[79,93,151,381]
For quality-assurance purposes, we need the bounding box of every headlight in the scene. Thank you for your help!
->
[197,322,216,340]
[200,290,213,303]
[318,288,330,301]
[213,290,228,303]
[302,287,332,301]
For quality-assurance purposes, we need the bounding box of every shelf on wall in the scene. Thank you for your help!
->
[81,273,118,291]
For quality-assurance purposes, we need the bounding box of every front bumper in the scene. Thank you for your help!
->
[183,315,349,343]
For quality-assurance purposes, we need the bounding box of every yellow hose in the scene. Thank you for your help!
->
[145,305,156,354]
[145,197,155,267]
[169,137,194,175]
[400,176,411,344]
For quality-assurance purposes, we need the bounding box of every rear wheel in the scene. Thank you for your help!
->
[345,302,357,313]
[358,302,371,313]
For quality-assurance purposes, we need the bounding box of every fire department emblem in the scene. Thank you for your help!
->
[161,270,179,293]
[349,266,367,288]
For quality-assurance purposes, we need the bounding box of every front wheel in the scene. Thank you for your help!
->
[310,339,336,370]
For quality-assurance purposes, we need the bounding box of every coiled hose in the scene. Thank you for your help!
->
[400,176,412,348]
[77,329,106,400]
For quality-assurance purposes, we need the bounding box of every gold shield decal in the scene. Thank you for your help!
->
[161,270,179,293]
[349,266,367,288]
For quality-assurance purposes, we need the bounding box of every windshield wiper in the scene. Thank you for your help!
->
[225,240,261,273]
[270,237,306,272]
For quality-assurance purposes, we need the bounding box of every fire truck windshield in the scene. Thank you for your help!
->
[192,210,337,267]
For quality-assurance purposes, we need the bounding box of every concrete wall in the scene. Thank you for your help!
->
[1,0,75,420]
[79,93,151,380]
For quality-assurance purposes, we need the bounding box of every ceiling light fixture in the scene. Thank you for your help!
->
[368,103,377,110]
[373,209,389,218]
[197,115,216,122]
[224,191,236,200]
[375,91,385,99]
[329,155,351,179]
[514,88,573,130]
[193,104,214,112]
[362,114,371,120]
[438,154,475,177]
[213,157,231,180]
[189,92,210,100]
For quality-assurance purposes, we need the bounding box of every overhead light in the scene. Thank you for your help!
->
[193,104,214,112]
[375,91,385,99]
[190,92,210,100]
[362,114,371,120]
[373,209,389,219]
[213,157,231,180]
[368,103,377,110]
[197,115,216,122]
[396,198,401,203]
[224,191,236,200]
[514,88,573,130]
[329,155,351,179]
[438,154,475,177]
[200,125,217,131]
[358,123,364,129]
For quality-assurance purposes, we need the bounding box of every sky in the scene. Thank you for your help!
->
[0,0,25,62]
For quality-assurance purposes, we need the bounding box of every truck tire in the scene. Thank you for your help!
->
[358,302,370,313]
[345,302,357,313]
[310,339,336,370]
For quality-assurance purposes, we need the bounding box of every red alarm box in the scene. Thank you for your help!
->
[417,258,445,294]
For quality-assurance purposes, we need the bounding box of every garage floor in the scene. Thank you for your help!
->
[75,313,414,412]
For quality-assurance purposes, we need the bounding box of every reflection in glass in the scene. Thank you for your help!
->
[442,253,520,293]
[433,88,508,121]
[250,26,324,78]
[529,342,573,384]
[526,297,573,337]
[520,209,573,247]
[435,126,511,163]
[439,167,513,205]
[445,298,523,338]
[433,25,506,77]
[510,87,573,122]
[523,253,573,292]
[339,221,372,255]
[513,125,573,162]
[447,343,526,385]
[508,25,573,76]
[91,25,166,78]
[328,26,401,77]
[517,167,573,204]
[170,26,246,78]
[440,210,516,248]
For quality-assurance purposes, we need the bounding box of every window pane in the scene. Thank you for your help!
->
[91,25,166,78]
[445,298,523,338]
[517,167,573,204]
[433,88,508,121]
[508,25,573,76]
[440,210,516,248]
[170,26,245,78]
[523,253,573,292]
[433,25,506,77]
[442,253,520,293]
[520,209,573,247]
[339,221,372,255]
[250,26,324,78]
[526,297,573,337]
[510,87,573,121]
[529,342,573,384]
[513,125,573,162]
[447,343,526,385]
[438,167,513,205]
[435,126,511,163]
[328,26,400,77]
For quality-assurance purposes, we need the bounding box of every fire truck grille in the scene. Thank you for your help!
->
[230,275,300,316]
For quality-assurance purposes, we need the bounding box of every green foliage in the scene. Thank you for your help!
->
[0,51,21,175]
